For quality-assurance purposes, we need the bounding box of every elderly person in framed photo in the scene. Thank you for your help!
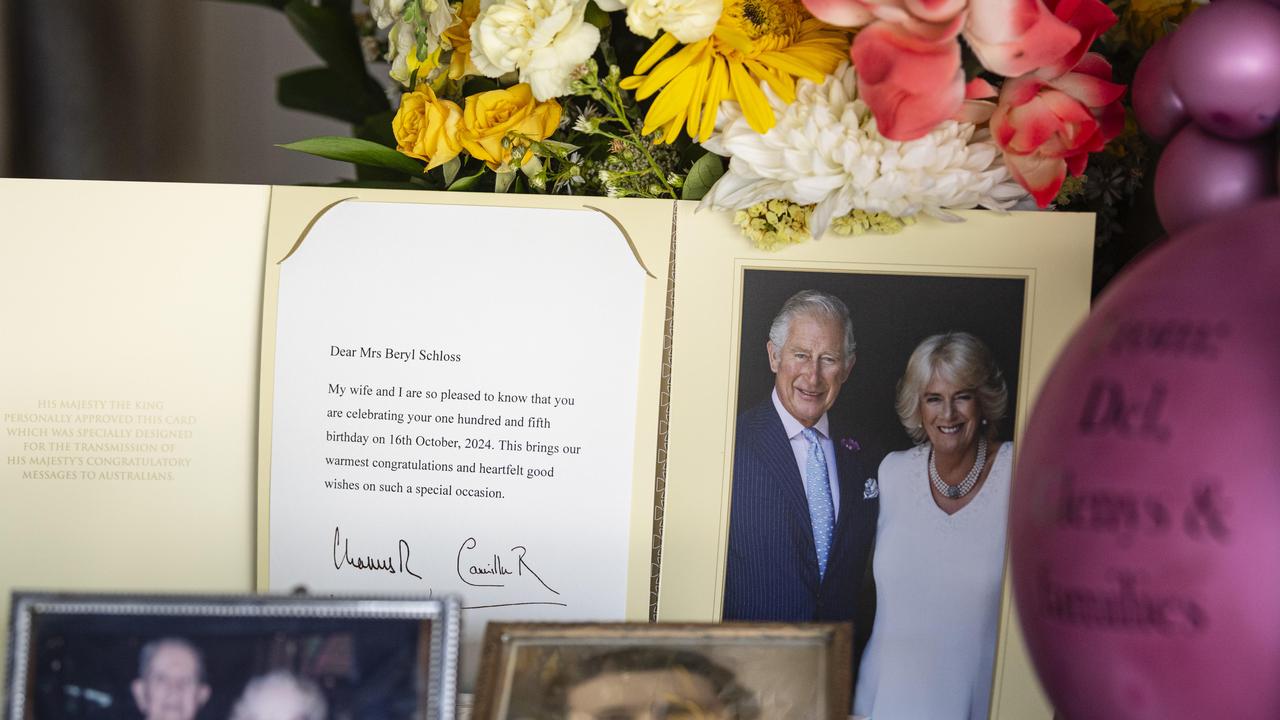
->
[228,670,328,720]
[130,637,211,720]
[854,332,1012,720]
[723,290,878,627]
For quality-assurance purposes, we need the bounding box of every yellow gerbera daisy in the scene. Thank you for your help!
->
[620,0,851,143]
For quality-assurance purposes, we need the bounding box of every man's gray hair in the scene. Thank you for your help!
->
[229,670,328,720]
[138,637,206,683]
[768,290,856,367]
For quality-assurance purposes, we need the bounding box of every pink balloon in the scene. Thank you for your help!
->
[1169,0,1280,139]
[1010,198,1280,720]
[1133,35,1188,142]
[1154,124,1275,234]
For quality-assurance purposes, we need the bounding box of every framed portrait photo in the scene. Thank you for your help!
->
[472,622,851,720]
[657,208,1096,720]
[4,592,460,720]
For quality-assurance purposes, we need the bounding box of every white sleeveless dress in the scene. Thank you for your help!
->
[853,442,1013,720]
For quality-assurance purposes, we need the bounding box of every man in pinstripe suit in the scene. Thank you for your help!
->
[723,290,879,631]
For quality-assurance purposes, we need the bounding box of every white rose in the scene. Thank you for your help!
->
[625,0,721,43]
[470,0,600,99]
[369,0,409,28]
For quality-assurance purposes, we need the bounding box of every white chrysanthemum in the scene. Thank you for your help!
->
[470,0,600,100]
[608,0,722,43]
[701,63,1029,239]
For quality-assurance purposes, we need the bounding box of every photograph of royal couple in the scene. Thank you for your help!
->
[725,278,1025,720]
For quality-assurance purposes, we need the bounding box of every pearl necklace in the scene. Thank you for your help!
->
[929,436,988,500]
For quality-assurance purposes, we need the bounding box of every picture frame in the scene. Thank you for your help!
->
[472,621,852,720]
[4,592,460,720]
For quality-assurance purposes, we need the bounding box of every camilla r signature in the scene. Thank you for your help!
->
[455,537,566,609]
[332,526,423,580]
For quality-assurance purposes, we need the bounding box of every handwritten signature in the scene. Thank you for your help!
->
[332,526,423,580]
[455,537,565,608]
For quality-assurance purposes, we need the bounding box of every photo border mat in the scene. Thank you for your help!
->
[657,207,1095,720]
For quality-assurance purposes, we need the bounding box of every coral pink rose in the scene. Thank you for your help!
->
[1037,0,1118,78]
[805,0,1083,139]
[992,52,1126,206]
[964,0,1082,77]
[851,23,964,140]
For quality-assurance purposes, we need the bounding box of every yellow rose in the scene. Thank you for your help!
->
[392,86,463,170]
[458,84,562,171]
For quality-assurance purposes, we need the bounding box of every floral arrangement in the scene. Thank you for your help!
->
[244,0,1189,255]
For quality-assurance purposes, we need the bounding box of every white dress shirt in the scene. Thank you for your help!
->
[771,388,840,520]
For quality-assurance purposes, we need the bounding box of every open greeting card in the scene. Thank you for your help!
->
[1,179,1092,718]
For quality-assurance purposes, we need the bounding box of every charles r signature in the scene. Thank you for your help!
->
[455,537,566,608]
[332,526,422,580]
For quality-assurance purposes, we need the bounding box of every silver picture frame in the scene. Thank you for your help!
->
[5,592,460,720]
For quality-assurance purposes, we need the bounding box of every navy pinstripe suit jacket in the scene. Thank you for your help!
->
[722,397,878,623]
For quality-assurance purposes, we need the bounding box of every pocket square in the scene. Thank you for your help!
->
[864,477,879,500]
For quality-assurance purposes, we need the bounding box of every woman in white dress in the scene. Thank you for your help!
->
[854,332,1012,720]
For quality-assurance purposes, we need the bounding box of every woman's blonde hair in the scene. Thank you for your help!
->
[895,332,1008,445]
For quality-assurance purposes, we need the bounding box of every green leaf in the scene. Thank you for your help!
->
[681,151,725,201]
[356,162,410,183]
[283,0,368,86]
[461,76,504,96]
[279,136,425,176]
[351,110,406,183]
[354,109,399,148]
[584,1,612,30]
[315,0,353,13]
[441,157,462,186]
[278,67,379,123]
[494,170,518,194]
[538,140,580,157]
[209,0,288,9]
[448,168,488,191]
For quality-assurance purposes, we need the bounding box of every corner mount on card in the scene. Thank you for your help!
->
[582,203,663,280]
[277,196,358,265]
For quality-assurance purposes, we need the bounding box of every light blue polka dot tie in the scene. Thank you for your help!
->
[803,427,834,580]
